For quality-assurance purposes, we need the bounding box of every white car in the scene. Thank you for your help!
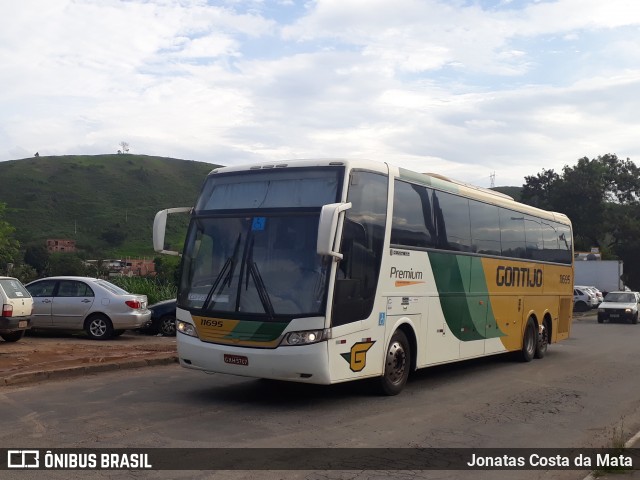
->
[0,276,33,342]
[597,291,639,324]
[26,276,151,339]
[573,287,598,311]
[575,285,603,305]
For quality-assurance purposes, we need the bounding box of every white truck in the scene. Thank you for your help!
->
[574,260,624,295]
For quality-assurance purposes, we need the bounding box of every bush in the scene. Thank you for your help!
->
[110,276,177,305]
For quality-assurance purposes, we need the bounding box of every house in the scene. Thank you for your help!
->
[46,239,77,253]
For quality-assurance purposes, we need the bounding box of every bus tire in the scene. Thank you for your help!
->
[379,330,410,396]
[534,319,550,359]
[520,318,536,362]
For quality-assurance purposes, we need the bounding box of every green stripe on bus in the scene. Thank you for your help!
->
[429,252,504,341]
[224,320,288,341]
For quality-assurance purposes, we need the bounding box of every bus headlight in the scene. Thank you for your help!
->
[177,320,198,338]
[282,329,327,346]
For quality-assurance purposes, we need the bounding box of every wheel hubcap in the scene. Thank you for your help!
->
[161,318,176,336]
[91,320,106,337]
[526,325,536,354]
[385,341,406,385]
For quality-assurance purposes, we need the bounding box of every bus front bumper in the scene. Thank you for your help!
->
[177,333,332,384]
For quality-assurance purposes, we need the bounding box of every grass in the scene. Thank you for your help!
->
[110,276,177,305]
[591,418,633,477]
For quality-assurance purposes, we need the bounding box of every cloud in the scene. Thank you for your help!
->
[1,0,640,187]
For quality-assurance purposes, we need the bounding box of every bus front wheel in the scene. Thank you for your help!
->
[520,318,536,362]
[379,330,410,396]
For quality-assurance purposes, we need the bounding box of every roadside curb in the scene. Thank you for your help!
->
[581,430,640,480]
[1,354,178,387]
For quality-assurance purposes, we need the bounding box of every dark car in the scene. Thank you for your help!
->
[142,299,176,336]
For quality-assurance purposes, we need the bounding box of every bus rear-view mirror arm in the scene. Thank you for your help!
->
[317,202,352,260]
[153,207,192,255]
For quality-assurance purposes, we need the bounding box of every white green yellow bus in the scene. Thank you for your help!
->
[153,159,573,395]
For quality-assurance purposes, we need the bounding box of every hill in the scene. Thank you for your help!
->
[491,186,522,202]
[0,155,526,259]
[0,154,219,257]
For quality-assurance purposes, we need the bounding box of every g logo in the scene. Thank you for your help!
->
[341,341,375,372]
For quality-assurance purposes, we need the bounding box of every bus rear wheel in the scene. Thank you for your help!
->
[379,330,410,396]
[520,318,536,362]
[534,319,550,359]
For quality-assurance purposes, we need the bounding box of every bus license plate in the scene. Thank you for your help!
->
[224,354,248,366]
[18,321,27,328]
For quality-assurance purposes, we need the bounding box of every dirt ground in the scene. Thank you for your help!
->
[0,330,177,379]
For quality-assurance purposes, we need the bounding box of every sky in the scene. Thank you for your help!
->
[1,0,640,187]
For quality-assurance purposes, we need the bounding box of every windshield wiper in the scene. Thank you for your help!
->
[203,233,242,309]
[244,236,275,318]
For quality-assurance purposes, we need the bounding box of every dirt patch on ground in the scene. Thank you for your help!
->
[0,331,177,378]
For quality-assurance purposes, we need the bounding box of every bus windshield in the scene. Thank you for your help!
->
[179,215,330,318]
[178,167,343,319]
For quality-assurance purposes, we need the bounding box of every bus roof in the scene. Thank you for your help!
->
[206,158,571,226]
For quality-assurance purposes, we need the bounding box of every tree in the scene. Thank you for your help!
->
[521,169,560,210]
[0,202,20,273]
[521,154,640,288]
[24,244,50,276]
[153,255,181,285]
[47,253,88,276]
[101,225,127,246]
[119,141,130,154]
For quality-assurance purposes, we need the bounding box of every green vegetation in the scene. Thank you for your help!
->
[521,154,640,288]
[492,186,522,201]
[0,154,217,257]
[0,202,19,271]
[110,276,177,305]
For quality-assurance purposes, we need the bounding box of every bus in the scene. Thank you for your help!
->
[153,159,573,395]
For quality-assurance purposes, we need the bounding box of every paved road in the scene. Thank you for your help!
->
[1,314,639,480]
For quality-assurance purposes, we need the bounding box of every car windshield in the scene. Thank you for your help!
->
[604,292,636,303]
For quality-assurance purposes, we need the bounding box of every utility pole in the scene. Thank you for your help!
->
[490,171,496,188]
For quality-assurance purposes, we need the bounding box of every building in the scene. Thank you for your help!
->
[121,258,156,277]
[46,239,77,253]
[85,258,156,277]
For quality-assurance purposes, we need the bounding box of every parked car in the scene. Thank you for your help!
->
[25,276,151,340]
[573,287,598,311]
[575,285,603,305]
[141,299,176,336]
[0,276,33,342]
[597,291,640,324]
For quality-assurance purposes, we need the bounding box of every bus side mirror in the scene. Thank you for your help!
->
[317,202,352,260]
[153,207,192,255]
